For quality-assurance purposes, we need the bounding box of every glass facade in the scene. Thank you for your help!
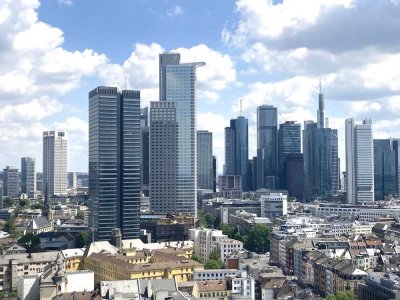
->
[197,130,213,190]
[374,139,396,200]
[89,86,140,241]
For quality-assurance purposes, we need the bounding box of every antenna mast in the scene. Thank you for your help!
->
[240,98,242,116]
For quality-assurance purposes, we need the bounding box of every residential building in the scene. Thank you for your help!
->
[358,273,400,300]
[150,101,177,214]
[21,157,36,198]
[374,139,397,200]
[346,119,374,203]
[89,86,141,241]
[43,130,67,196]
[158,53,204,216]
[257,105,278,189]
[2,166,19,197]
[197,131,213,190]
[277,121,301,190]
[225,116,249,191]
[260,193,287,220]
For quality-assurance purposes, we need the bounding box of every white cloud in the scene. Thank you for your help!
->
[166,5,184,17]
[58,0,73,5]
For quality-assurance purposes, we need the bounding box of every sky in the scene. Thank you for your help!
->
[1,0,400,173]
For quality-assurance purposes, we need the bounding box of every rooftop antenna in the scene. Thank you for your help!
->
[319,78,322,94]
[124,76,128,90]
[240,98,242,116]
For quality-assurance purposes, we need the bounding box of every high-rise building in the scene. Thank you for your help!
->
[224,116,249,190]
[277,121,301,189]
[158,53,204,216]
[393,139,400,196]
[3,166,19,197]
[197,131,213,190]
[303,121,339,202]
[21,157,36,198]
[257,105,278,188]
[89,86,141,241]
[43,131,67,196]
[212,156,217,193]
[150,101,177,214]
[140,108,150,197]
[286,153,304,201]
[317,84,325,129]
[345,119,374,203]
[67,172,77,189]
[374,139,396,200]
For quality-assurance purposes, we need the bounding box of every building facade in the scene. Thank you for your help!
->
[21,157,36,198]
[2,166,19,198]
[43,131,67,196]
[374,139,397,200]
[140,107,150,197]
[89,86,141,241]
[197,131,213,190]
[159,53,204,216]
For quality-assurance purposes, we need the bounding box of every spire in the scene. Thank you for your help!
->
[240,98,243,116]
[317,79,325,128]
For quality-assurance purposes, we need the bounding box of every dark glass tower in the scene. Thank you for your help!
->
[278,121,301,189]
[140,108,149,196]
[257,105,278,188]
[374,139,397,200]
[89,86,141,241]
[303,121,339,201]
[224,116,249,191]
[197,131,213,190]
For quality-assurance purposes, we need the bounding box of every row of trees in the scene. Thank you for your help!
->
[192,248,223,269]
[325,291,353,300]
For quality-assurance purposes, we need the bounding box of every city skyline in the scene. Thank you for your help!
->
[2,0,400,174]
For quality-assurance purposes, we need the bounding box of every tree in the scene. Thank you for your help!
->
[3,219,16,235]
[19,199,29,207]
[209,248,221,261]
[191,254,204,263]
[324,291,353,300]
[204,248,223,269]
[3,197,14,208]
[76,210,84,220]
[245,224,271,253]
[76,231,89,248]
[18,233,40,252]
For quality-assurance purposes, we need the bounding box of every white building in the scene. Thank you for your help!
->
[345,119,374,203]
[193,269,243,281]
[43,131,67,196]
[260,193,287,219]
[189,228,243,262]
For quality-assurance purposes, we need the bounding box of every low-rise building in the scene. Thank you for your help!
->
[358,272,400,300]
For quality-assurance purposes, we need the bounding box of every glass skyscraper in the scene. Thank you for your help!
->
[277,121,301,189]
[374,139,396,200]
[157,53,204,216]
[21,157,36,198]
[197,130,213,190]
[257,105,278,188]
[89,86,141,241]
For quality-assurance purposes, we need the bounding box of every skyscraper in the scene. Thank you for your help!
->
[43,131,67,196]
[345,119,374,203]
[303,108,339,203]
[158,53,204,216]
[140,108,150,196]
[317,83,325,129]
[224,116,249,190]
[197,131,213,190]
[374,139,396,200]
[257,105,278,189]
[21,157,36,198]
[277,121,301,189]
[89,86,141,241]
[150,101,177,214]
[3,166,19,197]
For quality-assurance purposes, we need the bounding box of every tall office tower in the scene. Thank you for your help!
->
[89,86,141,241]
[150,101,177,214]
[317,83,325,129]
[21,157,36,198]
[374,139,397,200]
[197,131,213,190]
[277,121,301,189]
[393,139,400,195]
[251,156,258,191]
[256,149,265,190]
[303,121,339,202]
[43,131,67,196]
[345,119,374,203]
[286,154,304,200]
[3,166,19,197]
[140,108,150,196]
[257,105,278,189]
[36,172,43,193]
[67,172,77,188]
[224,116,249,190]
[159,53,204,216]
[212,156,217,193]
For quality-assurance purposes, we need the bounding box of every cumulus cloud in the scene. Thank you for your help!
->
[166,5,184,17]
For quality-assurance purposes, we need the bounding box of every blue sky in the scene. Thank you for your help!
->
[1,0,400,173]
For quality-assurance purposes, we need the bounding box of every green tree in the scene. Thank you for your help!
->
[19,199,29,207]
[76,210,84,220]
[324,291,353,300]
[204,259,222,269]
[18,233,40,251]
[31,202,44,210]
[198,210,207,227]
[191,254,204,263]
[76,231,89,248]
[245,224,271,253]
[205,213,216,228]
[3,219,16,235]
[3,197,14,208]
